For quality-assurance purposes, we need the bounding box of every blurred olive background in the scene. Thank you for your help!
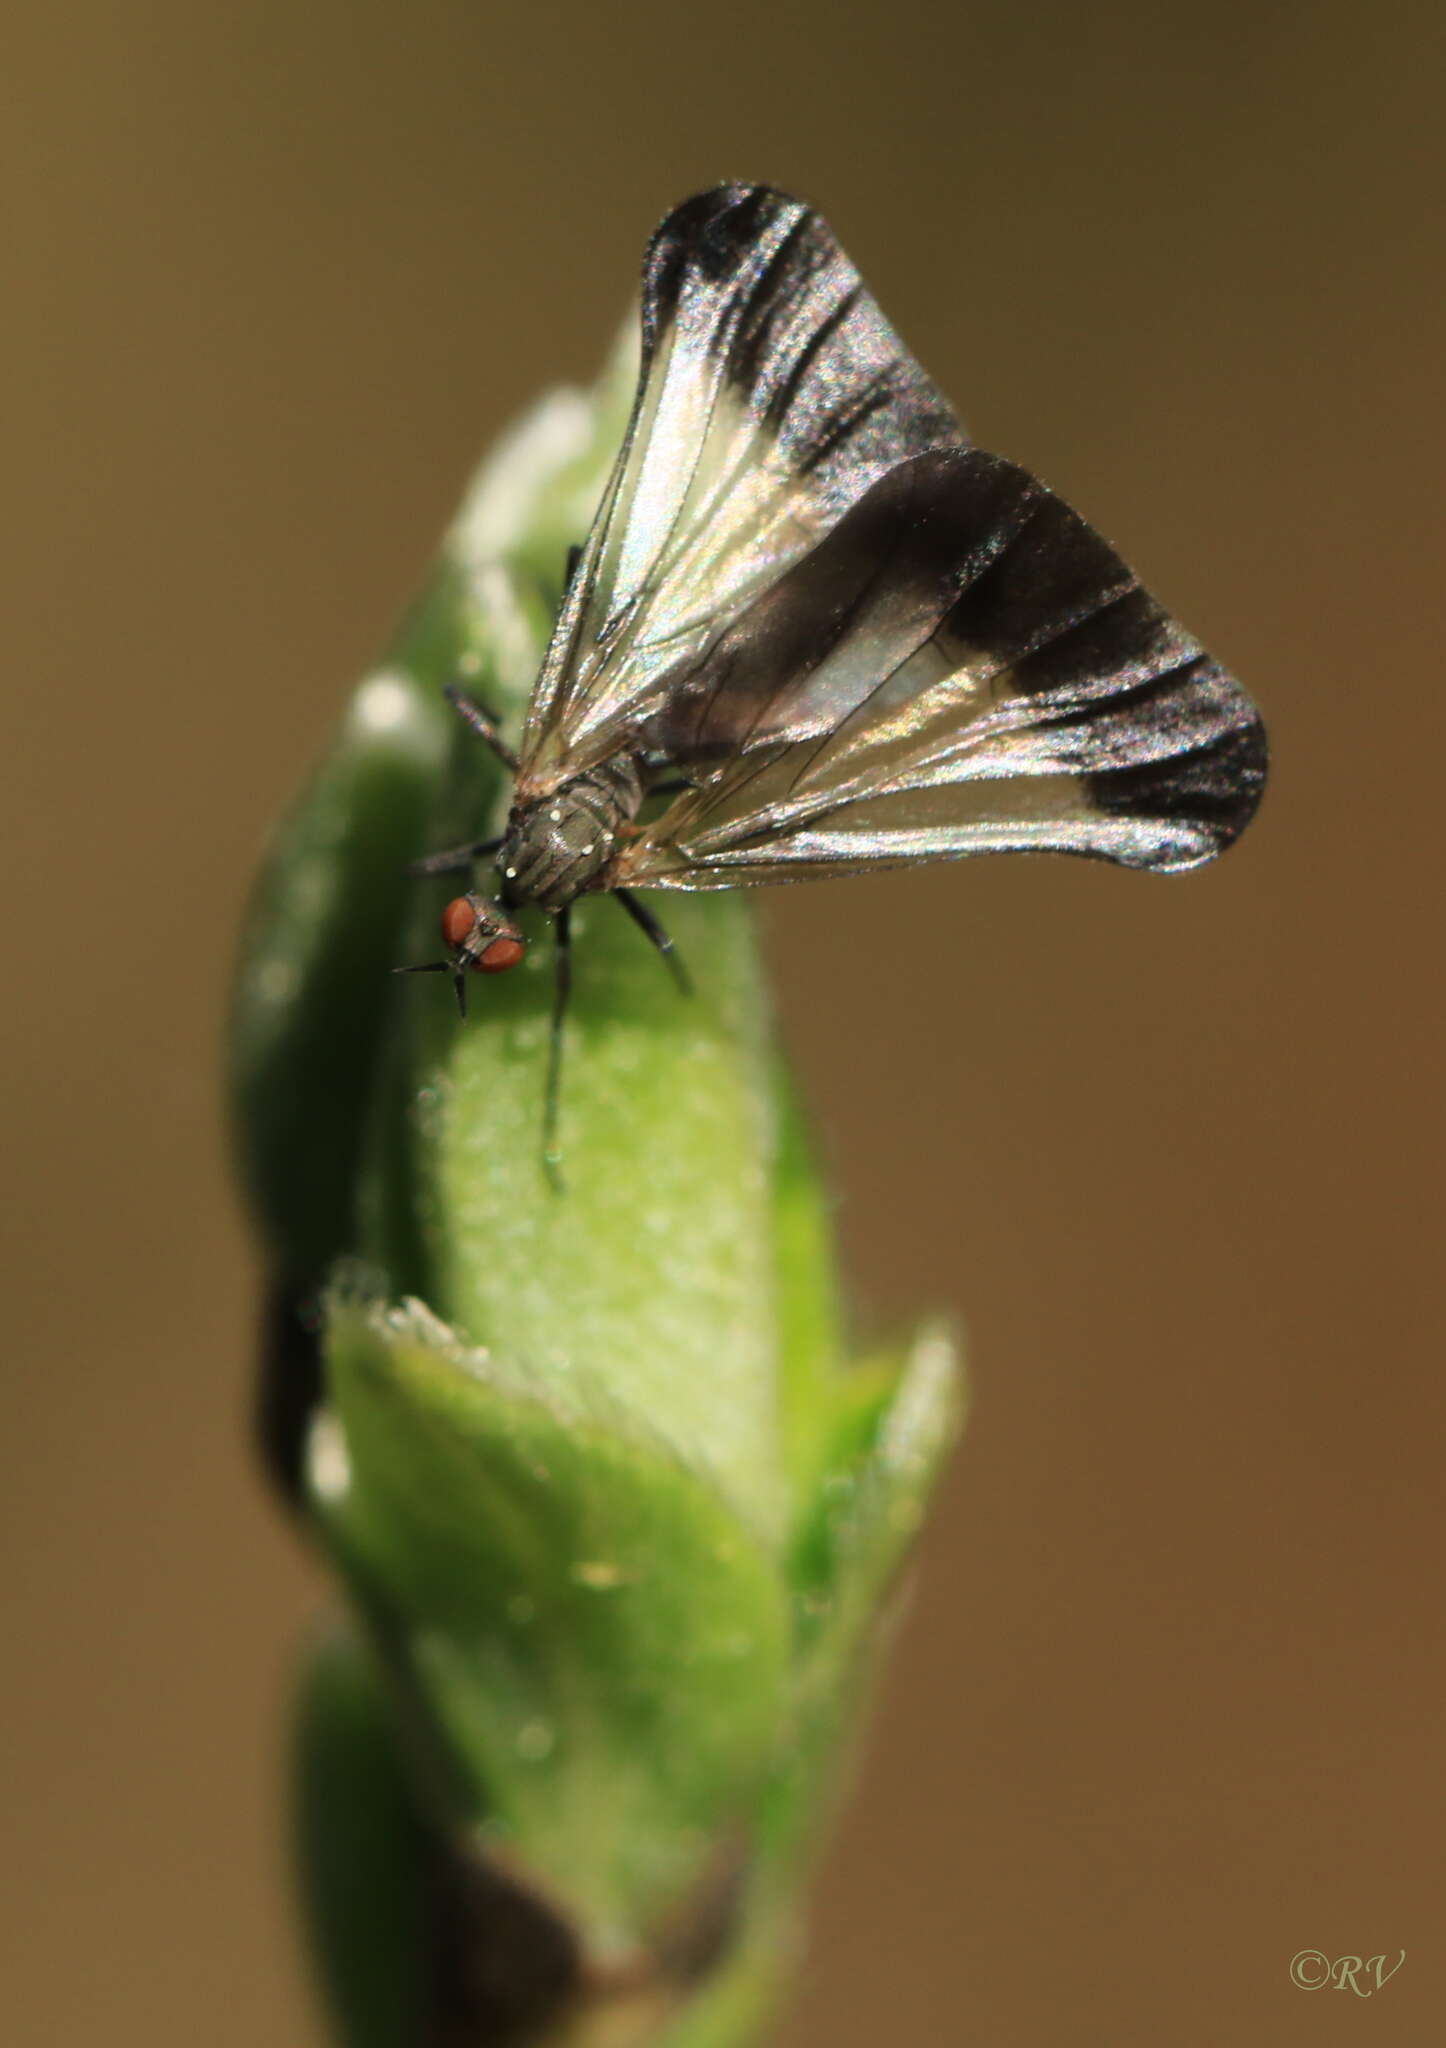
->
[5,2,1443,2042]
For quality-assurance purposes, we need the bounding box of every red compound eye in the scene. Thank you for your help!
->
[440,898,476,948]
[477,935,526,973]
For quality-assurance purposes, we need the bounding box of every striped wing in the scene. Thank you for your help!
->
[608,446,1267,887]
[514,183,962,795]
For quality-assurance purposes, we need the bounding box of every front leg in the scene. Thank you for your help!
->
[443,684,520,774]
[406,834,502,880]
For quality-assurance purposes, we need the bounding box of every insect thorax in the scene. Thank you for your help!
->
[500,754,644,912]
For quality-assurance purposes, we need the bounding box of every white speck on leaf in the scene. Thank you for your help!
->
[350,670,414,736]
[516,1719,556,1761]
[572,1560,629,1590]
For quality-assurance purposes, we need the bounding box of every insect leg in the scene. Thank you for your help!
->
[542,904,572,1192]
[405,834,503,879]
[564,542,583,593]
[442,684,520,773]
[613,888,692,996]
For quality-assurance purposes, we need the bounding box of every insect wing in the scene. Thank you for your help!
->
[610,445,1267,887]
[515,183,962,794]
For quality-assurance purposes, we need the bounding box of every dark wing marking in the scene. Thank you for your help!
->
[515,183,962,793]
[609,446,1267,887]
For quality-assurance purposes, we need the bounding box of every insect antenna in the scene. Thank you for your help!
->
[392,959,468,1018]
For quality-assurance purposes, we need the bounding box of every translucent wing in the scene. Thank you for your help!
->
[607,446,1267,888]
[514,183,962,795]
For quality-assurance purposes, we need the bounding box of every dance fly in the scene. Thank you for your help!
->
[399,183,1268,1181]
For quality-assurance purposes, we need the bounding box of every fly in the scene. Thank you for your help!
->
[398,183,1269,1185]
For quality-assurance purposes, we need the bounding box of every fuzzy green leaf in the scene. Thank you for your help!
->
[312,1295,793,1960]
